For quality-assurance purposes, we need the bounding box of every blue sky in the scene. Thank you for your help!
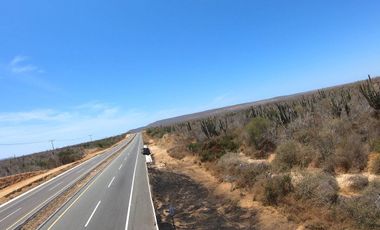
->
[1,0,380,158]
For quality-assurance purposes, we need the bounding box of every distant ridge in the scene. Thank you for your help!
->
[144,77,377,129]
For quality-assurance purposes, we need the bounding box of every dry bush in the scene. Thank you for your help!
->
[293,126,318,145]
[57,148,84,165]
[338,174,369,192]
[303,221,328,230]
[372,139,380,153]
[313,128,336,163]
[196,135,238,162]
[334,134,368,173]
[244,117,276,152]
[338,180,380,229]
[217,152,241,173]
[217,153,270,188]
[146,126,173,138]
[167,146,188,160]
[368,153,380,174]
[253,174,292,205]
[294,172,339,206]
[271,140,313,172]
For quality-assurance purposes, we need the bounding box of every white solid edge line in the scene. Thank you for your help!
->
[0,208,21,223]
[125,135,140,230]
[0,137,131,210]
[84,200,101,228]
[144,153,159,229]
[108,177,116,188]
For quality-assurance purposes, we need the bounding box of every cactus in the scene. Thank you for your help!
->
[200,117,219,138]
[186,122,192,131]
[359,75,380,111]
[275,103,298,125]
[318,90,327,99]
[218,117,229,134]
[330,89,351,118]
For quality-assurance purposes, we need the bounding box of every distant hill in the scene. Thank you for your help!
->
[145,77,376,128]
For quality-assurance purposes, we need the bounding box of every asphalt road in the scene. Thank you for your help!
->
[40,133,157,230]
[0,134,134,230]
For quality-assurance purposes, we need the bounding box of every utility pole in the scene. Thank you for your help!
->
[49,140,55,151]
[89,135,93,142]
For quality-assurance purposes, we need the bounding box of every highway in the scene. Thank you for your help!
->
[0,133,157,230]
[40,133,157,230]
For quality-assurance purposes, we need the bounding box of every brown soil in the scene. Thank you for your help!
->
[0,171,44,190]
[146,133,297,230]
[150,167,257,229]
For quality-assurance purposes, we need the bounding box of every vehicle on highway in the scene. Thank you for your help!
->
[142,145,153,163]
[142,145,151,155]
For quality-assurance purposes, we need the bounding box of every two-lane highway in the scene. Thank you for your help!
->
[40,133,157,230]
[0,135,134,230]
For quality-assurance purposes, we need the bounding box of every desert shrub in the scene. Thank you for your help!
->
[333,154,351,173]
[146,126,172,138]
[58,149,84,165]
[217,152,240,170]
[217,153,270,185]
[199,140,225,162]
[235,163,270,188]
[245,117,275,151]
[36,159,48,168]
[335,134,367,172]
[218,135,239,152]
[313,129,335,162]
[368,153,380,174]
[217,153,270,187]
[198,135,238,162]
[293,127,317,145]
[303,222,328,230]
[338,174,369,192]
[339,180,380,229]
[372,139,380,153]
[217,153,243,181]
[272,140,312,172]
[294,172,339,206]
[167,146,187,160]
[253,174,293,205]
[187,143,200,153]
[263,175,293,205]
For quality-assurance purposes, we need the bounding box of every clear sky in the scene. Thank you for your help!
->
[1,0,380,158]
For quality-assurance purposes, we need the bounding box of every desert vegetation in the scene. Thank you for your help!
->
[0,134,126,177]
[146,76,380,229]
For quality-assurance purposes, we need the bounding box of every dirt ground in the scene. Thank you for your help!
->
[146,134,298,230]
[150,167,257,229]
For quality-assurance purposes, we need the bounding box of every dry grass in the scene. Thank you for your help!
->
[368,153,380,174]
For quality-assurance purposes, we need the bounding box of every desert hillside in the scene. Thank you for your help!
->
[145,76,380,230]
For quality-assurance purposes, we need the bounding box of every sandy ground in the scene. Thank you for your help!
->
[146,135,298,230]
[0,136,129,204]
